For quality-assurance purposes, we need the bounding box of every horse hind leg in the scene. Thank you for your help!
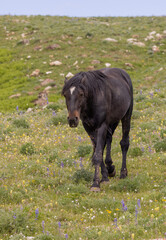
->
[120,107,132,179]
[105,123,119,178]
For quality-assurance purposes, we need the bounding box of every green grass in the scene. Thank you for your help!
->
[0,15,166,239]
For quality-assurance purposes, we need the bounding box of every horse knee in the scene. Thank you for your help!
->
[120,139,129,152]
[92,152,102,166]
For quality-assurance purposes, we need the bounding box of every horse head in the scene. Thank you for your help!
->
[62,84,86,128]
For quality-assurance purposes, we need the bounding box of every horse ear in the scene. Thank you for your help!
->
[64,77,68,84]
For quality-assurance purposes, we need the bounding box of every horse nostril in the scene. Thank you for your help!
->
[67,116,79,128]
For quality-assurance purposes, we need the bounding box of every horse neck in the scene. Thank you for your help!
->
[81,93,95,118]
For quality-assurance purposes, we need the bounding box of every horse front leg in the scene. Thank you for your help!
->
[90,123,108,192]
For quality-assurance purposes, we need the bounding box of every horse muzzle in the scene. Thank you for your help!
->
[68,116,79,128]
[67,110,80,128]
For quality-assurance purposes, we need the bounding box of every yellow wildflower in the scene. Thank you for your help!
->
[154,207,159,211]
[131,233,134,239]
[106,210,112,214]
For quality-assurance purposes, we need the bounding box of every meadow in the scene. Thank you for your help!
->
[0,15,166,239]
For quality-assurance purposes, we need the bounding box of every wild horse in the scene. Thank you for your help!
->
[62,68,133,191]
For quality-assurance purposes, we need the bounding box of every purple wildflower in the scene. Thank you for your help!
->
[78,136,82,141]
[58,221,61,228]
[16,106,19,111]
[121,199,127,211]
[80,157,83,168]
[124,205,128,211]
[73,161,77,168]
[141,147,144,152]
[61,162,64,168]
[47,167,49,176]
[13,213,16,219]
[46,97,49,104]
[135,206,138,224]
[65,234,68,239]
[137,199,141,208]
[149,92,153,98]
[114,218,117,228]
[58,221,61,235]
[35,208,39,220]
[121,200,125,210]
[148,146,152,153]
[53,111,56,116]
[140,90,142,95]
[42,220,45,233]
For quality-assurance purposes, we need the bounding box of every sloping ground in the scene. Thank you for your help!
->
[0,16,166,111]
[0,16,165,239]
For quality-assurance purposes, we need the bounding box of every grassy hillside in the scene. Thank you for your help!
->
[0,16,166,239]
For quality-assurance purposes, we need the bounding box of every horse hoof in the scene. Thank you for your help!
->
[108,165,116,178]
[109,168,116,178]
[90,182,100,192]
[90,187,101,192]
[120,169,128,179]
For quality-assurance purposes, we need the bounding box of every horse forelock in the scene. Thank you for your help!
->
[62,70,107,96]
[62,72,85,95]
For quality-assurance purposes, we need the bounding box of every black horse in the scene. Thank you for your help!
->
[62,68,133,191]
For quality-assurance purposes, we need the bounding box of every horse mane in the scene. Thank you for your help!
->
[62,70,108,96]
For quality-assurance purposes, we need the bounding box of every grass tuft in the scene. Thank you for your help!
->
[129,147,143,157]
[20,142,35,155]
[77,145,92,157]
[13,118,30,128]
[154,139,166,152]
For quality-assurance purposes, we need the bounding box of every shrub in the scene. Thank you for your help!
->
[132,110,141,119]
[20,142,35,155]
[46,103,62,111]
[57,158,74,167]
[77,145,92,157]
[140,122,156,130]
[34,234,54,240]
[47,149,58,163]
[0,209,35,235]
[129,147,143,157]
[50,112,67,126]
[110,174,150,192]
[72,168,93,183]
[13,118,29,129]
[160,129,166,139]
[135,94,146,102]
[9,233,26,240]
[154,139,166,152]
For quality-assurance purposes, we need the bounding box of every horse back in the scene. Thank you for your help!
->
[100,68,133,92]
[98,68,133,122]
